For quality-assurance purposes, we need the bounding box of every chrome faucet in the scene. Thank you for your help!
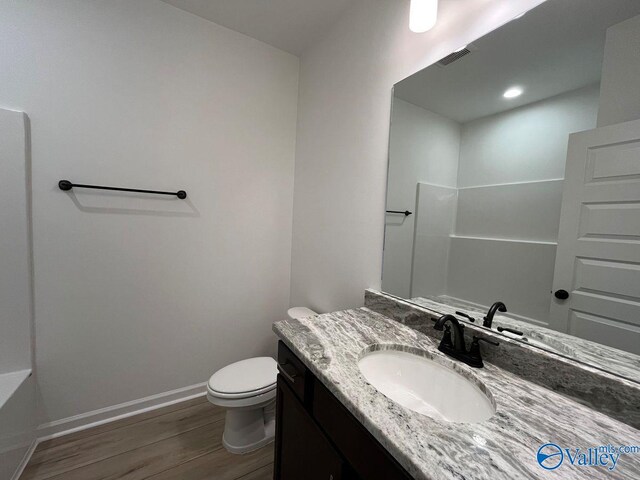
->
[434,314,498,368]
[483,302,507,328]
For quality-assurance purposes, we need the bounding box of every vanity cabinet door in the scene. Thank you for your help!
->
[274,377,344,480]
[313,380,413,480]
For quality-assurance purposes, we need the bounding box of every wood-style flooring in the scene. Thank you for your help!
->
[21,396,274,480]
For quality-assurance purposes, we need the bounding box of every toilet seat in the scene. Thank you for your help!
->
[207,357,277,403]
[207,385,276,409]
[208,382,276,400]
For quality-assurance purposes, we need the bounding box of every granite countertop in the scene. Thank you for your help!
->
[409,296,640,385]
[273,307,640,480]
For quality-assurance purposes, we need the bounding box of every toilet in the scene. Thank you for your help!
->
[207,306,317,454]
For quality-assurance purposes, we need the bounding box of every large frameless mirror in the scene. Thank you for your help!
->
[383,0,640,383]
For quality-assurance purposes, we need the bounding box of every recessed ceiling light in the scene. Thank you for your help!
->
[453,45,468,53]
[503,87,523,99]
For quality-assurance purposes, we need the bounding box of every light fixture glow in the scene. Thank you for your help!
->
[410,0,438,33]
[503,87,523,99]
[454,44,468,53]
[514,12,526,19]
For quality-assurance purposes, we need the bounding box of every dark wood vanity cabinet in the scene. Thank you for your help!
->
[274,342,413,480]
[275,377,345,479]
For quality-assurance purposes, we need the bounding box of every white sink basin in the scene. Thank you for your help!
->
[358,348,495,423]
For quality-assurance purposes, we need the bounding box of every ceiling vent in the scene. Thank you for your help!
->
[437,46,473,67]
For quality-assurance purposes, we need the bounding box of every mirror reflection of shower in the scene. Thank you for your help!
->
[382,0,640,360]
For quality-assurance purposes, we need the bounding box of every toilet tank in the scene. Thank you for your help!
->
[287,307,317,320]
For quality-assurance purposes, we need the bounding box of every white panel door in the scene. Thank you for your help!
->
[550,118,640,354]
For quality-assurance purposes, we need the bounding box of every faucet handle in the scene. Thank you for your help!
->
[473,336,499,347]
[455,311,476,323]
[467,336,499,368]
[497,326,523,336]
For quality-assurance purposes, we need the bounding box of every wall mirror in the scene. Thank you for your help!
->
[383,0,640,383]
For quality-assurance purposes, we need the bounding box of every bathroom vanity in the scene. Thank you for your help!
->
[273,303,640,480]
[274,340,412,480]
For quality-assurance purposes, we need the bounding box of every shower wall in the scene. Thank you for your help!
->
[0,107,36,480]
[386,85,601,325]
[0,108,33,375]
[383,98,460,298]
[447,84,600,323]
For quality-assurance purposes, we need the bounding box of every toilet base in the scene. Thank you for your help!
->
[221,400,276,454]
[222,425,274,454]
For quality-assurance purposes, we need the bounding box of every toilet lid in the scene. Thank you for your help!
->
[208,357,277,395]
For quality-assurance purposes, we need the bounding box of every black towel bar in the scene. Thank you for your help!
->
[58,180,187,199]
[386,210,412,216]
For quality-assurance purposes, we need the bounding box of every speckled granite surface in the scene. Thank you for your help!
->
[365,290,640,429]
[407,295,640,385]
[273,308,640,480]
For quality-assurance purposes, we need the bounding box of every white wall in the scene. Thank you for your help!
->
[0,0,299,428]
[598,14,640,127]
[382,99,460,298]
[290,0,547,312]
[458,85,601,187]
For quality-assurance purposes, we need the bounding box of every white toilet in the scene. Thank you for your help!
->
[207,306,317,454]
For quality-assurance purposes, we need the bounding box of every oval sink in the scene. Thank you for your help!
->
[358,348,495,423]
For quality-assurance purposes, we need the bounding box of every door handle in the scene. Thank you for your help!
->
[554,289,570,300]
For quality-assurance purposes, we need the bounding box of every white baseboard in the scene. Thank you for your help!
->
[37,382,207,442]
[11,439,37,480]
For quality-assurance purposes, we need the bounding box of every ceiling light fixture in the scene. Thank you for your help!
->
[503,87,524,99]
[454,45,468,53]
[514,12,527,19]
[410,0,438,33]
